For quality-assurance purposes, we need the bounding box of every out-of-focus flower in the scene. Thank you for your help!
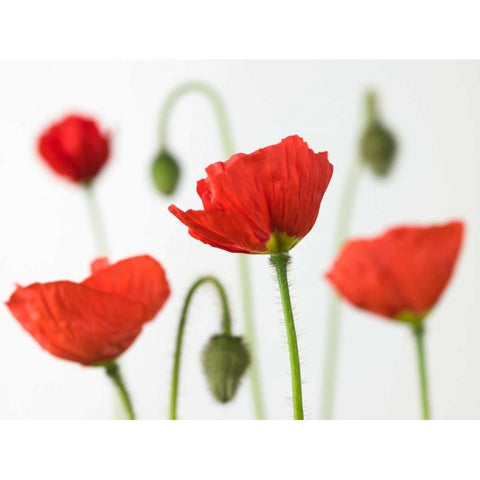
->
[151,149,181,195]
[326,221,464,322]
[6,255,170,365]
[202,334,250,403]
[38,114,110,184]
[169,135,333,254]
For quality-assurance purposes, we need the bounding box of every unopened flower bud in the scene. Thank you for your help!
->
[360,122,397,176]
[151,150,180,196]
[202,334,249,403]
[360,91,397,177]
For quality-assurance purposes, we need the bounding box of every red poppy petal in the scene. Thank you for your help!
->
[326,239,406,318]
[90,256,110,274]
[169,205,269,253]
[38,130,80,181]
[83,255,170,321]
[6,282,147,365]
[381,221,464,315]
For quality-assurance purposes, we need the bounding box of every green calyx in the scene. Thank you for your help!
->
[266,230,300,253]
[151,149,181,196]
[396,310,427,326]
[202,334,250,404]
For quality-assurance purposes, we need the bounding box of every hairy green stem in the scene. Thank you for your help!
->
[270,253,304,420]
[159,81,265,419]
[104,362,135,420]
[169,276,232,420]
[412,324,431,420]
[84,183,108,257]
[320,158,364,419]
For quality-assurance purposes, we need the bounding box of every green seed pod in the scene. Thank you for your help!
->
[360,122,397,176]
[151,150,180,196]
[202,334,250,403]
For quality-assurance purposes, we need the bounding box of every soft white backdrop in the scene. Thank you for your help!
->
[0,60,478,419]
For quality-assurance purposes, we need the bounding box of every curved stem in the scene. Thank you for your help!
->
[270,253,304,420]
[104,362,135,420]
[159,81,265,419]
[158,81,234,155]
[412,324,431,420]
[169,275,232,420]
[320,158,364,419]
[84,183,108,257]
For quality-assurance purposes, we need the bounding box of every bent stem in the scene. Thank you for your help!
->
[84,182,108,257]
[320,158,364,419]
[270,253,304,420]
[412,324,431,420]
[104,362,135,420]
[159,81,265,419]
[169,276,232,420]
[158,81,234,154]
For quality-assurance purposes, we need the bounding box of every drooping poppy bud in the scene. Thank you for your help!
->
[202,334,250,403]
[360,92,397,176]
[169,135,333,254]
[38,114,110,184]
[151,149,181,196]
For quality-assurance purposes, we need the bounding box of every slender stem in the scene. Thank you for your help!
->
[169,276,232,420]
[412,324,431,420]
[366,91,378,124]
[320,158,364,419]
[238,255,266,419]
[270,253,304,420]
[159,81,265,419]
[104,362,135,420]
[158,81,234,154]
[84,183,108,257]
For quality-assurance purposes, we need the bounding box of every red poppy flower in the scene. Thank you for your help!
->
[38,114,110,184]
[326,221,464,322]
[6,255,170,365]
[169,135,333,254]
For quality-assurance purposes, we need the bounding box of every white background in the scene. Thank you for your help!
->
[0,60,479,420]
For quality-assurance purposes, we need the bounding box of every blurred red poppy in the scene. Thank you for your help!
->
[6,255,170,365]
[169,135,333,254]
[326,221,464,321]
[38,114,110,183]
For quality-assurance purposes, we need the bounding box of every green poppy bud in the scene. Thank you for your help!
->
[360,122,397,176]
[202,334,250,403]
[151,150,180,196]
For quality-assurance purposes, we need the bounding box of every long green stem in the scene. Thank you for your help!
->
[270,253,304,420]
[84,183,108,257]
[159,81,265,419]
[320,158,364,419]
[169,276,232,420]
[104,362,135,420]
[412,324,431,420]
